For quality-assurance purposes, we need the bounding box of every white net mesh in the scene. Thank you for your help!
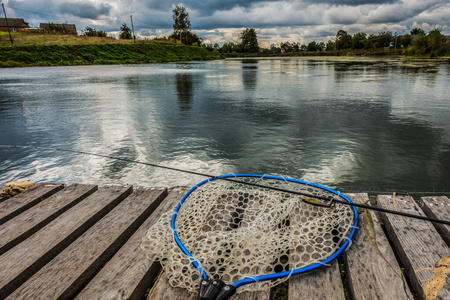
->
[141,176,355,293]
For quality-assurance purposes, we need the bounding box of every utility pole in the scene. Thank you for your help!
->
[130,15,136,43]
[2,3,14,47]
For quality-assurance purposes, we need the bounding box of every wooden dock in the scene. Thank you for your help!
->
[0,183,449,300]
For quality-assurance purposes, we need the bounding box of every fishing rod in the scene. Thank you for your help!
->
[1,144,450,226]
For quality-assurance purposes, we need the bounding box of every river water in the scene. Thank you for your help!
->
[0,57,449,192]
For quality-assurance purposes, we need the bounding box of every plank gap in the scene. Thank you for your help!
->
[0,183,64,225]
[337,255,352,300]
[0,185,132,298]
[0,184,98,256]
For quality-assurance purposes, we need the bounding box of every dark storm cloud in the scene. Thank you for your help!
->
[304,0,399,5]
[60,1,112,19]
[144,0,282,14]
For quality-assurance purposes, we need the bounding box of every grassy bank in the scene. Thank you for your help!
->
[0,32,180,46]
[0,42,223,68]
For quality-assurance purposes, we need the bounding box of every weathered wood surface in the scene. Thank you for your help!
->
[0,185,132,298]
[147,189,271,300]
[0,183,64,225]
[377,194,450,300]
[0,184,97,255]
[6,187,166,300]
[288,192,346,300]
[344,193,412,300]
[420,196,450,248]
[148,271,270,300]
[288,260,345,300]
[148,271,196,300]
[76,189,182,300]
[3,182,450,300]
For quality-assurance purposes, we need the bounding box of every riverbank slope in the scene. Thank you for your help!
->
[0,43,223,68]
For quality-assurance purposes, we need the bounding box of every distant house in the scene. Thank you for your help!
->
[281,42,294,53]
[40,23,77,35]
[0,18,30,32]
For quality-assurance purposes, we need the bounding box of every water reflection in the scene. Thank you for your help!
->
[125,75,141,88]
[241,59,258,90]
[0,59,449,190]
[176,73,195,111]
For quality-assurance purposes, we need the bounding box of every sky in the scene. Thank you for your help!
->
[3,0,450,47]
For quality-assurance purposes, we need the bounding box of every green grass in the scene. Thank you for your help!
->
[271,281,288,300]
[0,42,223,67]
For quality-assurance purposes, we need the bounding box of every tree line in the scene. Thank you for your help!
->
[216,27,449,57]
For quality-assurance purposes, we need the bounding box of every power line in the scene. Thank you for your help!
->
[132,17,165,29]
[5,5,63,19]
[4,4,129,24]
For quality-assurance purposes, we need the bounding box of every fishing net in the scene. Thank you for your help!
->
[141,175,356,294]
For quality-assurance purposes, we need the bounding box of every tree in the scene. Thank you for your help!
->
[307,41,318,51]
[119,23,132,39]
[427,28,444,53]
[337,34,352,50]
[240,28,259,53]
[172,5,191,37]
[336,30,347,38]
[410,27,426,36]
[351,32,367,49]
[84,26,107,37]
[220,42,235,53]
[412,34,427,54]
[269,44,281,54]
[326,40,335,51]
[366,34,376,48]
[375,31,392,48]
[399,34,412,48]
[336,30,351,50]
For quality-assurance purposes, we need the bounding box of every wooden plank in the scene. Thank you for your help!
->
[0,185,132,298]
[288,193,346,300]
[289,260,345,300]
[420,196,450,248]
[0,184,98,255]
[148,271,270,300]
[6,187,167,300]
[76,190,183,300]
[343,193,412,300]
[0,183,64,225]
[148,271,196,300]
[147,189,271,300]
[377,194,450,300]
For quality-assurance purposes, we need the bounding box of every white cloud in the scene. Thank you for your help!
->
[3,0,449,45]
